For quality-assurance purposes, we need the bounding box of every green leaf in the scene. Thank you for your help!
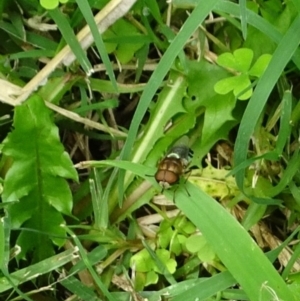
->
[215,52,271,101]
[16,205,66,260]
[112,19,144,64]
[38,74,81,105]
[158,220,173,249]
[215,75,249,99]
[170,235,185,256]
[233,74,252,100]
[145,270,158,286]
[2,95,78,260]
[175,219,196,234]
[185,234,203,253]
[216,52,238,69]
[103,29,118,53]
[130,249,153,273]
[154,249,177,274]
[134,272,147,291]
[248,53,272,77]
[185,235,216,263]
[233,48,253,72]
[186,60,237,163]
[133,71,187,164]
[40,0,59,10]
[214,76,237,95]
[216,48,253,72]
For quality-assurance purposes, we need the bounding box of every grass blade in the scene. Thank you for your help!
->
[75,0,117,91]
[233,15,300,190]
[48,8,93,75]
[171,182,296,301]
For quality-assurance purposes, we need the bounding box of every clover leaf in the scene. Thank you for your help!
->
[185,234,216,263]
[214,48,272,100]
[40,0,68,10]
[217,48,254,72]
[130,248,177,289]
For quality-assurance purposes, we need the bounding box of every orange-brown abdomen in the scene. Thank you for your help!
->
[155,158,183,185]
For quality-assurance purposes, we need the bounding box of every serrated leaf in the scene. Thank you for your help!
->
[41,175,73,215]
[16,205,66,260]
[200,93,236,158]
[2,95,78,260]
[248,54,272,77]
[186,60,237,164]
[6,194,36,228]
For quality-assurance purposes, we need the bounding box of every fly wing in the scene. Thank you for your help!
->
[167,136,193,167]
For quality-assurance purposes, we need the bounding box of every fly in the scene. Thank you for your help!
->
[155,136,193,189]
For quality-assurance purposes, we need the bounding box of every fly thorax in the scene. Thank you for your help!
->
[167,146,192,167]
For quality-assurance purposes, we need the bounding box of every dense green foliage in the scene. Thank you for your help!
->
[0,0,300,300]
